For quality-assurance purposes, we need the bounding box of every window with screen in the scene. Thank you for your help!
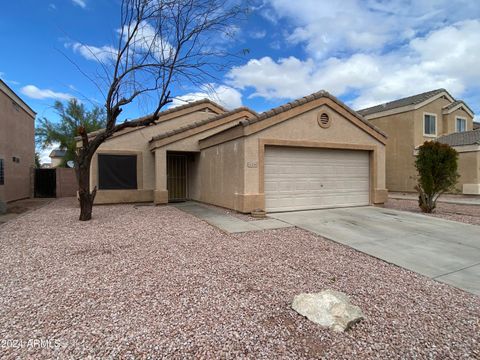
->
[0,159,4,185]
[424,114,436,136]
[456,117,467,132]
[98,154,137,190]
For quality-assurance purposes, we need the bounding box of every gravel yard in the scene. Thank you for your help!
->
[0,198,479,358]
[385,198,480,225]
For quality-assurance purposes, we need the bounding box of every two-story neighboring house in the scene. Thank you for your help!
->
[358,89,477,194]
[49,149,66,168]
[0,79,36,204]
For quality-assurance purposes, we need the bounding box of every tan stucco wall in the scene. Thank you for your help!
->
[456,150,480,194]
[189,139,245,210]
[90,109,216,203]
[370,97,474,192]
[55,167,78,198]
[0,87,35,202]
[199,103,386,213]
[50,157,63,168]
[362,111,415,192]
[443,108,473,134]
[151,116,248,206]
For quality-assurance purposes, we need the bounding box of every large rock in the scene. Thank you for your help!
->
[291,290,363,332]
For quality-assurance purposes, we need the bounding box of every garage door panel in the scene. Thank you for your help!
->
[264,147,370,212]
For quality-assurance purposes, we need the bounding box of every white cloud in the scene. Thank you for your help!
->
[71,0,86,9]
[21,85,73,101]
[38,143,59,165]
[227,19,480,110]
[119,21,174,62]
[228,54,381,100]
[249,30,267,39]
[265,0,480,59]
[68,42,117,62]
[170,85,242,110]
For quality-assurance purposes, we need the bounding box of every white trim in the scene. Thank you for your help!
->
[423,112,437,137]
[452,145,480,153]
[455,116,467,132]
[362,91,454,120]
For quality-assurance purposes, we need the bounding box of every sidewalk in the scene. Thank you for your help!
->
[389,192,480,206]
[172,202,292,233]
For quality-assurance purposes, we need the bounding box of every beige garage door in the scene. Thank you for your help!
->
[264,146,370,212]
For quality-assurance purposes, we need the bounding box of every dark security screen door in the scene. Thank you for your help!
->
[167,154,187,202]
[34,169,56,197]
[98,154,137,190]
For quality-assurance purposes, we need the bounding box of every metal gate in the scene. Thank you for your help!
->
[167,154,187,202]
[34,169,56,198]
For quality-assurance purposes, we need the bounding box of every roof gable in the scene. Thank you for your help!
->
[246,90,385,136]
[442,100,475,118]
[0,79,36,118]
[200,90,387,148]
[78,98,226,142]
[149,108,257,150]
[358,89,456,119]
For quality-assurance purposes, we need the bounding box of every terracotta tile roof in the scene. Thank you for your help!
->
[77,98,226,140]
[437,129,480,146]
[239,90,387,137]
[150,107,258,142]
[357,89,448,116]
[152,98,226,117]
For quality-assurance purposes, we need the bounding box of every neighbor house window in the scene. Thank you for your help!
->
[456,117,467,132]
[98,154,137,190]
[424,114,437,136]
[0,159,4,185]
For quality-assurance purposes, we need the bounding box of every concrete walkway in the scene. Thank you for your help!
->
[172,202,292,233]
[271,206,480,295]
[389,192,480,206]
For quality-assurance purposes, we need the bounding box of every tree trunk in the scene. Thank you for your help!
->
[77,163,96,221]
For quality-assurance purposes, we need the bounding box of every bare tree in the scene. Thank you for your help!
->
[75,0,245,221]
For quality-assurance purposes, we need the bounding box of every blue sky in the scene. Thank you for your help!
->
[1,1,480,161]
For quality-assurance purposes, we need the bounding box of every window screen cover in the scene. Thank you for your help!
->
[98,154,137,190]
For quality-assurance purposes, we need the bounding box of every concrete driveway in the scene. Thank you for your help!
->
[270,207,480,295]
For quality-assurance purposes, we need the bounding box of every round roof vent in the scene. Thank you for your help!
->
[318,112,331,128]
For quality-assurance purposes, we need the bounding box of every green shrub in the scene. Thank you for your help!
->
[415,141,459,213]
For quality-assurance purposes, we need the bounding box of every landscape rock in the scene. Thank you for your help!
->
[292,290,364,332]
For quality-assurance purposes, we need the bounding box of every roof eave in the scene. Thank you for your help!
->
[360,90,455,119]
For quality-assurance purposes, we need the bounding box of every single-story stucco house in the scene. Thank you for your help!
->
[79,91,388,213]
